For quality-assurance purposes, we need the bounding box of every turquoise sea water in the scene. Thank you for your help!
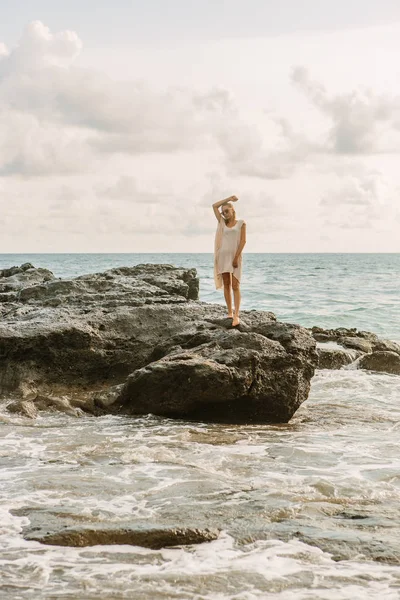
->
[1,253,400,339]
[1,253,400,599]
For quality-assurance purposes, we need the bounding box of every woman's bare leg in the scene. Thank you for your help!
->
[222,273,233,317]
[232,276,241,326]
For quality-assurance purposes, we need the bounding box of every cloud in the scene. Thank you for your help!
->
[319,169,389,230]
[214,114,312,180]
[291,66,400,154]
[0,112,92,176]
[320,170,388,207]
[0,22,249,177]
[97,176,166,204]
[0,21,82,73]
[0,21,314,183]
[0,23,212,175]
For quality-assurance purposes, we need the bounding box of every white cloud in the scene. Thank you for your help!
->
[97,176,167,204]
[0,22,235,176]
[291,66,400,154]
[0,21,82,73]
[0,112,92,176]
[318,168,391,231]
[2,20,400,252]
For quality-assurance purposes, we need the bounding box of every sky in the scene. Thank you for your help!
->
[1,1,400,252]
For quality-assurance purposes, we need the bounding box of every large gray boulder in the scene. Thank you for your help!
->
[117,322,316,423]
[0,263,317,423]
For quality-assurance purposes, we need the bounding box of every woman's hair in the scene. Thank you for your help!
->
[221,202,236,221]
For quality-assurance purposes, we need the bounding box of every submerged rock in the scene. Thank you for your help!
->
[12,506,219,548]
[0,263,317,423]
[28,525,219,549]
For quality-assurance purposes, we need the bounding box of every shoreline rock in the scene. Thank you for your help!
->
[311,327,400,373]
[1,263,317,424]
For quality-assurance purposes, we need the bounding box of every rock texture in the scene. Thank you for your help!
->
[317,346,362,370]
[29,525,220,549]
[358,351,400,375]
[0,263,318,424]
[11,507,219,548]
[311,327,400,374]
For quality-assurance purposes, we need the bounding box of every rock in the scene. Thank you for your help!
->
[34,395,85,417]
[358,351,400,375]
[12,506,219,548]
[371,338,400,355]
[0,263,317,423]
[311,326,378,344]
[6,399,38,419]
[317,346,362,370]
[27,525,220,549]
[117,324,317,423]
[0,264,55,293]
[339,336,373,354]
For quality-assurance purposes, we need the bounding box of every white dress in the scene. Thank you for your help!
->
[214,219,245,290]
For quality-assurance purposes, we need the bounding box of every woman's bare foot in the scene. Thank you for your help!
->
[232,314,240,327]
[227,313,233,319]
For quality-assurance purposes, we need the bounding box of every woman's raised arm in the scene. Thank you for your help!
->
[212,195,238,222]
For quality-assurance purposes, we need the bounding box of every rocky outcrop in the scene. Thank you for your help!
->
[117,322,315,423]
[317,346,362,370]
[358,351,400,375]
[311,327,378,345]
[312,327,400,374]
[0,263,317,424]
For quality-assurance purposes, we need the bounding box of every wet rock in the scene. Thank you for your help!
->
[92,384,124,409]
[14,508,219,548]
[117,324,317,424]
[27,525,220,549]
[340,336,373,354]
[311,326,378,344]
[0,262,317,423]
[358,351,400,375]
[311,326,400,371]
[34,395,85,417]
[317,347,362,370]
[6,399,38,419]
[372,338,400,355]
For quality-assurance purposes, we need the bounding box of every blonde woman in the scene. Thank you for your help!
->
[213,195,246,326]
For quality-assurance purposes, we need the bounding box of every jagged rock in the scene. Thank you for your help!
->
[6,399,38,419]
[311,327,378,344]
[340,336,373,354]
[1,263,317,423]
[372,339,400,355]
[317,346,362,369]
[34,395,85,417]
[0,263,55,293]
[358,351,400,375]
[117,324,317,423]
[311,327,400,371]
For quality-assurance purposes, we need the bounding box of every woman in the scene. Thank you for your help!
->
[213,195,246,327]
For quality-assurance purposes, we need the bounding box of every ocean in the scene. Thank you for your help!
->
[1,253,400,599]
